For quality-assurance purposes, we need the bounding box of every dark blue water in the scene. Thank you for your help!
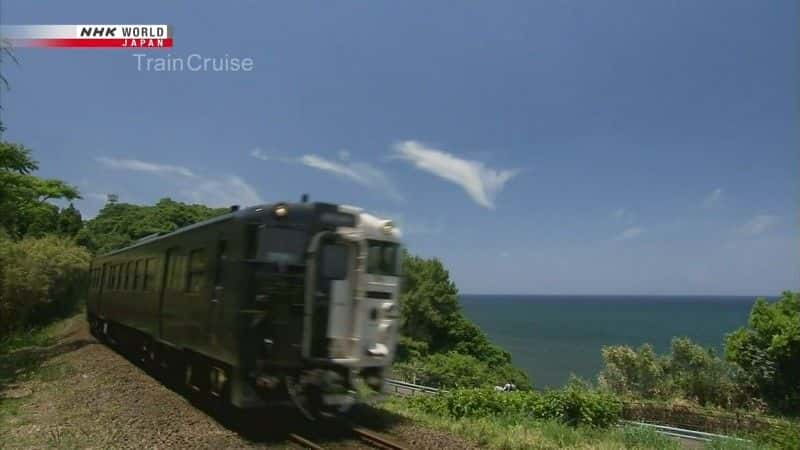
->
[460,295,758,388]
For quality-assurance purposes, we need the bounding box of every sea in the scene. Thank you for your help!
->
[459,295,761,388]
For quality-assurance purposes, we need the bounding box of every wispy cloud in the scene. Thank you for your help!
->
[737,215,779,236]
[96,157,196,178]
[393,140,518,209]
[703,188,723,208]
[615,227,644,241]
[96,156,262,207]
[250,148,294,164]
[249,149,402,202]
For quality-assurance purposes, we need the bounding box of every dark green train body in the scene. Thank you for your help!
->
[86,201,402,414]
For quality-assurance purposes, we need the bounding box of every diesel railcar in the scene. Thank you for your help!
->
[86,201,402,417]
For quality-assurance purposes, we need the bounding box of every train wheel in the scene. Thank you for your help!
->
[285,375,322,420]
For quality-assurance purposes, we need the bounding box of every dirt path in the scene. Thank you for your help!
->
[0,315,474,449]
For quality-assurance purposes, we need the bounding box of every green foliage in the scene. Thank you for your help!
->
[396,251,529,389]
[0,142,80,238]
[667,337,748,407]
[0,235,91,334]
[598,343,668,398]
[599,337,752,409]
[57,203,83,237]
[393,351,530,390]
[77,198,227,254]
[725,292,800,413]
[405,383,622,428]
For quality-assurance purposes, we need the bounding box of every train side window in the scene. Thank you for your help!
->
[166,253,186,290]
[187,249,207,292]
[108,266,116,289]
[116,264,123,290]
[132,260,140,290]
[124,261,132,290]
[143,258,156,291]
[214,240,227,286]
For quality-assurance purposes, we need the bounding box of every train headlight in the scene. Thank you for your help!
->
[382,221,393,234]
[273,203,289,218]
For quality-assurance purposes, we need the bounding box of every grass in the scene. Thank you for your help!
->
[0,317,75,435]
[379,396,680,449]
[379,395,796,449]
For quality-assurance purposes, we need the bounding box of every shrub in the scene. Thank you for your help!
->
[725,292,800,414]
[667,337,748,408]
[0,234,90,334]
[598,343,670,399]
[406,384,622,428]
[393,351,530,390]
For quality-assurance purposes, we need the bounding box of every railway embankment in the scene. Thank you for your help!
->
[0,313,473,449]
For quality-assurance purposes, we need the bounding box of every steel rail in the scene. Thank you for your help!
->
[351,426,409,450]
[288,432,326,450]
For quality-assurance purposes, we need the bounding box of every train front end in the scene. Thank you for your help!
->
[264,203,402,416]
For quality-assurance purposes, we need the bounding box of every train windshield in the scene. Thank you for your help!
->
[366,240,400,276]
[260,228,307,266]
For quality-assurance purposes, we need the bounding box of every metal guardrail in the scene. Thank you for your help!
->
[621,420,746,443]
[384,378,440,395]
[384,378,746,444]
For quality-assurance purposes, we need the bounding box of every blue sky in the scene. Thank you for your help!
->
[2,1,797,295]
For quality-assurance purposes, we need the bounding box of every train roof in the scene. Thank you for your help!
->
[96,201,366,259]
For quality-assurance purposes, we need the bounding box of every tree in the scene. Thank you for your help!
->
[57,203,83,236]
[77,198,227,253]
[725,291,800,413]
[0,142,80,237]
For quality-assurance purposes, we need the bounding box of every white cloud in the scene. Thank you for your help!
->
[703,188,723,208]
[249,149,402,202]
[615,227,644,241]
[394,140,518,209]
[300,155,403,202]
[96,156,263,208]
[96,157,196,178]
[250,147,294,163]
[179,175,262,207]
[737,215,779,236]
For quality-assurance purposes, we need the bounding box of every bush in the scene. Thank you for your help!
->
[396,252,531,389]
[406,384,622,428]
[0,234,90,334]
[725,291,800,414]
[393,351,530,390]
[598,343,670,399]
[667,337,748,407]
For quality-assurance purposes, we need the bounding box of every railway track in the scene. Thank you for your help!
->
[288,421,409,450]
[350,426,408,450]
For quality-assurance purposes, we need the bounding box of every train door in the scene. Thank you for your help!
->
[305,234,355,359]
[97,263,109,318]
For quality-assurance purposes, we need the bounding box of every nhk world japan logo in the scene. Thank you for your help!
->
[1,25,172,48]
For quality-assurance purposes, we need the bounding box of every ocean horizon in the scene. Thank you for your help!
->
[459,294,766,388]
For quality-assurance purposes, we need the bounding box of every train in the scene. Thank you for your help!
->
[86,200,402,418]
